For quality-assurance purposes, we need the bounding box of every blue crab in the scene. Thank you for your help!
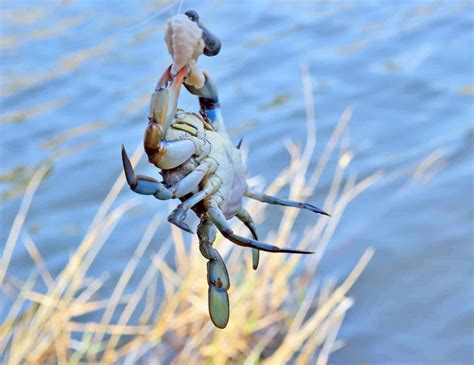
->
[121,10,329,328]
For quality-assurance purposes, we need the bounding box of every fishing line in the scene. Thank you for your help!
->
[176,0,185,15]
[125,0,182,31]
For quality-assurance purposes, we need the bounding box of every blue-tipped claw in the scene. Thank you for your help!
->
[122,145,135,187]
[121,145,172,197]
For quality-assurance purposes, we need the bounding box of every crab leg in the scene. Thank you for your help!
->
[146,133,211,170]
[122,145,173,199]
[244,189,330,217]
[197,217,230,329]
[235,208,260,270]
[185,71,226,134]
[122,146,214,201]
[145,65,202,170]
[168,175,221,233]
[148,140,196,170]
[206,199,314,254]
[148,65,187,138]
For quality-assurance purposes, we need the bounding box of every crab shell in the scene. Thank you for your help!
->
[164,14,205,88]
[163,111,248,218]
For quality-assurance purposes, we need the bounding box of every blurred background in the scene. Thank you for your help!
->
[1,0,473,363]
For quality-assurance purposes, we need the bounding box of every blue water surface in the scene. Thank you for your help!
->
[1,0,473,363]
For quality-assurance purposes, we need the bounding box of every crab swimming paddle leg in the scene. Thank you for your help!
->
[197,217,230,329]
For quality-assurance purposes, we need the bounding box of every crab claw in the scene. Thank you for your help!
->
[148,65,188,144]
[121,145,173,199]
[122,144,135,187]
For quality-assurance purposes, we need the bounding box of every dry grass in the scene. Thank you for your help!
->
[0,65,379,364]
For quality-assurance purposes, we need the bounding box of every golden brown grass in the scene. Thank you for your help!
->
[0,65,379,364]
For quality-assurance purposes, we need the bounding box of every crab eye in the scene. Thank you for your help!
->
[187,14,196,21]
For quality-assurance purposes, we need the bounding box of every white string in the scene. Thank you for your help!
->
[177,0,184,15]
[125,0,180,31]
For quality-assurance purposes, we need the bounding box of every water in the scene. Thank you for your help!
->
[1,0,473,363]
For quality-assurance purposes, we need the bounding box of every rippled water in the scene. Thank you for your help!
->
[1,0,473,363]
